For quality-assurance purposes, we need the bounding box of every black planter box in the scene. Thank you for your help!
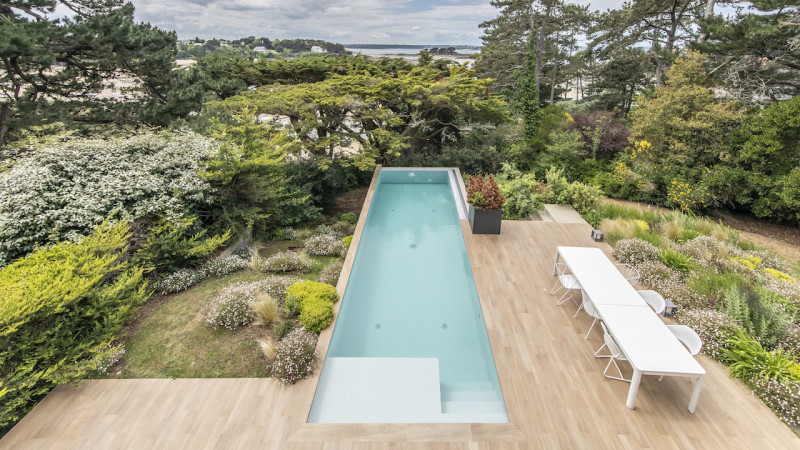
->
[468,205,502,234]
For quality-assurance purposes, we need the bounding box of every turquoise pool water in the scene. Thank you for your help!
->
[309,169,507,423]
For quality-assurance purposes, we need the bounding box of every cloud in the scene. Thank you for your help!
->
[129,0,500,44]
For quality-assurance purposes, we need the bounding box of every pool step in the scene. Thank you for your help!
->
[442,399,508,415]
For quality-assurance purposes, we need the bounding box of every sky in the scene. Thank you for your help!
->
[126,0,624,45]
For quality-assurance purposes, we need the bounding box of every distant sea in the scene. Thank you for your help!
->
[344,47,478,56]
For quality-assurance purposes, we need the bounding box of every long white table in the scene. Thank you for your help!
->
[554,246,706,413]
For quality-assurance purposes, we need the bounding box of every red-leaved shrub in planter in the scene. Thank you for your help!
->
[466,174,505,210]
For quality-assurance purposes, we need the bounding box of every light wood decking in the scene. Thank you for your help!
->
[3,218,798,449]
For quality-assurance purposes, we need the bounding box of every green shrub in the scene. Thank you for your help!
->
[286,281,339,306]
[286,281,339,334]
[133,217,230,274]
[722,284,792,349]
[283,294,301,318]
[726,329,800,383]
[342,235,353,249]
[0,219,148,432]
[339,212,357,224]
[273,319,295,341]
[299,298,335,334]
[494,163,546,220]
[658,248,696,273]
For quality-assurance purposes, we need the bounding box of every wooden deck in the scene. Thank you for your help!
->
[3,218,798,448]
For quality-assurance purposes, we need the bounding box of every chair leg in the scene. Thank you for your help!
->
[603,357,631,383]
[594,343,609,358]
[659,375,663,382]
[584,318,597,340]
[556,289,574,305]
[549,279,561,295]
[573,301,584,318]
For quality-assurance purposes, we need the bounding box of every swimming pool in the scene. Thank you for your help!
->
[308,168,508,423]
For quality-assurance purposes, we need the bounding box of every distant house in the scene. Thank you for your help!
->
[310,46,325,53]
[253,46,268,53]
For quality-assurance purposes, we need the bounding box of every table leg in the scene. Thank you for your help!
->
[688,375,703,414]
[553,251,560,276]
[626,369,642,410]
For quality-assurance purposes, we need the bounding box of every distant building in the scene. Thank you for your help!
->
[310,46,325,53]
[253,46,268,53]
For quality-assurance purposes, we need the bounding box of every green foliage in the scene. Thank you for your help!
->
[535,130,584,177]
[545,166,603,223]
[339,213,357,224]
[298,298,335,334]
[287,281,338,334]
[285,158,373,212]
[0,1,177,147]
[0,219,148,432]
[658,248,695,274]
[494,163,545,220]
[519,32,542,146]
[342,236,353,249]
[273,319,295,341]
[722,284,792,349]
[726,329,800,383]
[132,218,229,274]
[203,108,316,234]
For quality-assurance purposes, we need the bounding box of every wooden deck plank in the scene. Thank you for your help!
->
[3,215,798,448]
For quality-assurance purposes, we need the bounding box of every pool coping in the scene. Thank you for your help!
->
[299,165,522,434]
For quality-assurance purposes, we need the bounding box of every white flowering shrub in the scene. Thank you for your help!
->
[314,224,342,238]
[676,308,741,360]
[205,284,256,330]
[614,238,659,266]
[200,254,250,277]
[270,328,317,384]
[158,268,204,295]
[258,251,312,273]
[0,132,217,265]
[246,275,301,303]
[320,261,344,286]
[752,377,800,427]
[95,345,125,376]
[304,234,344,256]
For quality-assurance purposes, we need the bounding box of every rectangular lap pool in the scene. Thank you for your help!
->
[308,168,508,423]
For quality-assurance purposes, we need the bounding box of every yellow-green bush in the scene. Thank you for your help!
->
[286,281,339,334]
[299,298,335,334]
[0,220,148,433]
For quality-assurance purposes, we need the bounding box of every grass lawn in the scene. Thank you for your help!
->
[116,237,345,379]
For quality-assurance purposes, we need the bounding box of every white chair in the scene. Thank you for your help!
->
[594,322,630,382]
[637,290,667,315]
[659,325,703,382]
[552,262,581,306]
[668,325,703,355]
[616,263,641,284]
[580,290,602,339]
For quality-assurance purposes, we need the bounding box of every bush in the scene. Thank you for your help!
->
[614,238,659,265]
[299,298,335,334]
[659,248,696,273]
[722,284,792,349]
[0,220,148,432]
[320,261,344,286]
[205,284,256,330]
[247,275,301,303]
[494,163,546,220]
[258,251,313,273]
[270,328,317,384]
[466,174,505,209]
[751,377,800,427]
[342,235,353,249]
[600,218,636,245]
[284,294,301,318]
[157,268,204,295]
[273,319,295,341]
[286,281,339,334]
[200,253,250,277]
[132,217,230,274]
[676,308,741,360]
[304,234,345,256]
[339,212,357,224]
[726,329,800,383]
[0,131,216,265]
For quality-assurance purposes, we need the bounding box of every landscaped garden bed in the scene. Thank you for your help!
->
[598,202,800,427]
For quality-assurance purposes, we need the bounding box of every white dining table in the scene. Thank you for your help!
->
[554,246,706,413]
[595,304,706,413]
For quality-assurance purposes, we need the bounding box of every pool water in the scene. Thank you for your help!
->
[308,169,507,423]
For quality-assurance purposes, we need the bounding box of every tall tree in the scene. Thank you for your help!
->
[0,1,176,150]
[696,0,800,103]
[591,0,706,85]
